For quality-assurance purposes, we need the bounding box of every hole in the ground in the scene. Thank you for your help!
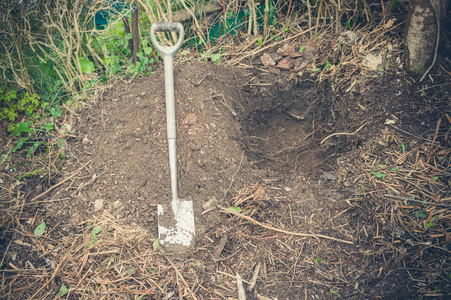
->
[234,80,332,175]
[241,110,325,174]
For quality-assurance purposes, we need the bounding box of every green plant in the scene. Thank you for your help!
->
[152,239,160,251]
[209,53,222,64]
[88,226,102,247]
[345,21,351,29]
[371,170,386,179]
[0,88,41,130]
[58,284,69,297]
[34,222,46,238]
[229,206,242,213]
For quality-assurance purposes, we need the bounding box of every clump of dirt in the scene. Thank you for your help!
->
[43,61,328,238]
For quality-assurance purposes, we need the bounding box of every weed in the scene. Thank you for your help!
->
[34,222,46,238]
[58,284,69,297]
[371,170,386,179]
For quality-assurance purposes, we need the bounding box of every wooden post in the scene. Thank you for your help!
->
[132,6,139,65]
[122,17,134,55]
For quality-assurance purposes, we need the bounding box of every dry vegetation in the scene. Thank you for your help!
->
[1,0,450,299]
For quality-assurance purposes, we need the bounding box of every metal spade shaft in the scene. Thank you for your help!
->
[150,22,195,251]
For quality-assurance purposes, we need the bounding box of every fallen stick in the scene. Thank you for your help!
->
[217,206,353,244]
[168,258,197,300]
[28,255,68,300]
[320,122,369,145]
[30,161,92,202]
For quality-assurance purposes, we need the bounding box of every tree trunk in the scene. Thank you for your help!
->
[404,0,449,74]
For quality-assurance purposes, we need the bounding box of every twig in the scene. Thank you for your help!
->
[217,205,353,244]
[217,270,251,285]
[167,258,197,300]
[237,273,246,300]
[416,82,451,93]
[383,194,451,208]
[29,161,91,202]
[229,27,316,65]
[223,151,244,198]
[321,122,369,144]
[248,263,261,291]
[420,0,440,82]
[28,255,68,300]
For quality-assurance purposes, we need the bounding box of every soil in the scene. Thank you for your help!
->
[41,61,334,238]
[2,59,451,299]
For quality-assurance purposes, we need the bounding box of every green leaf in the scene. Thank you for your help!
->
[42,123,54,132]
[58,284,69,297]
[13,121,33,136]
[314,257,323,262]
[426,220,433,229]
[371,170,386,180]
[143,47,153,55]
[400,143,406,153]
[391,167,399,171]
[49,107,62,118]
[128,267,135,275]
[257,37,263,46]
[210,53,222,64]
[91,226,102,241]
[106,257,114,269]
[180,50,190,56]
[229,206,242,213]
[125,33,133,40]
[141,38,149,48]
[79,57,95,74]
[34,222,46,237]
[153,239,160,251]
[311,68,321,72]
[299,46,305,53]
[323,61,332,70]
[12,137,30,152]
[345,21,351,29]
[27,142,42,157]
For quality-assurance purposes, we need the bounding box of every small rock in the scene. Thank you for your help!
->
[303,41,318,59]
[363,52,388,74]
[183,113,197,125]
[202,196,218,210]
[94,199,104,212]
[36,184,42,195]
[284,187,292,192]
[112,200,123,209]
[293,58,310,72]
[277,41,295,56]
[338,31,361,46]
[289,52,303,59]
[268,66,281,75]
[275,57,294,70]
[322,172,337,180]
[270,52,284,63]
[82,136,92,145]
[261,53,276,66]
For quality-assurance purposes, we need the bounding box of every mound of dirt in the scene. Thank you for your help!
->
[44,61,328,239]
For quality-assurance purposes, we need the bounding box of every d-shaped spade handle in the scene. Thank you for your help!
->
[150,22,184,58]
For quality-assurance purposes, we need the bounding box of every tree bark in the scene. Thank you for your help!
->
[404,0,448,74]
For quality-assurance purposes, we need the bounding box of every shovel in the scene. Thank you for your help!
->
[150,23,195,251]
